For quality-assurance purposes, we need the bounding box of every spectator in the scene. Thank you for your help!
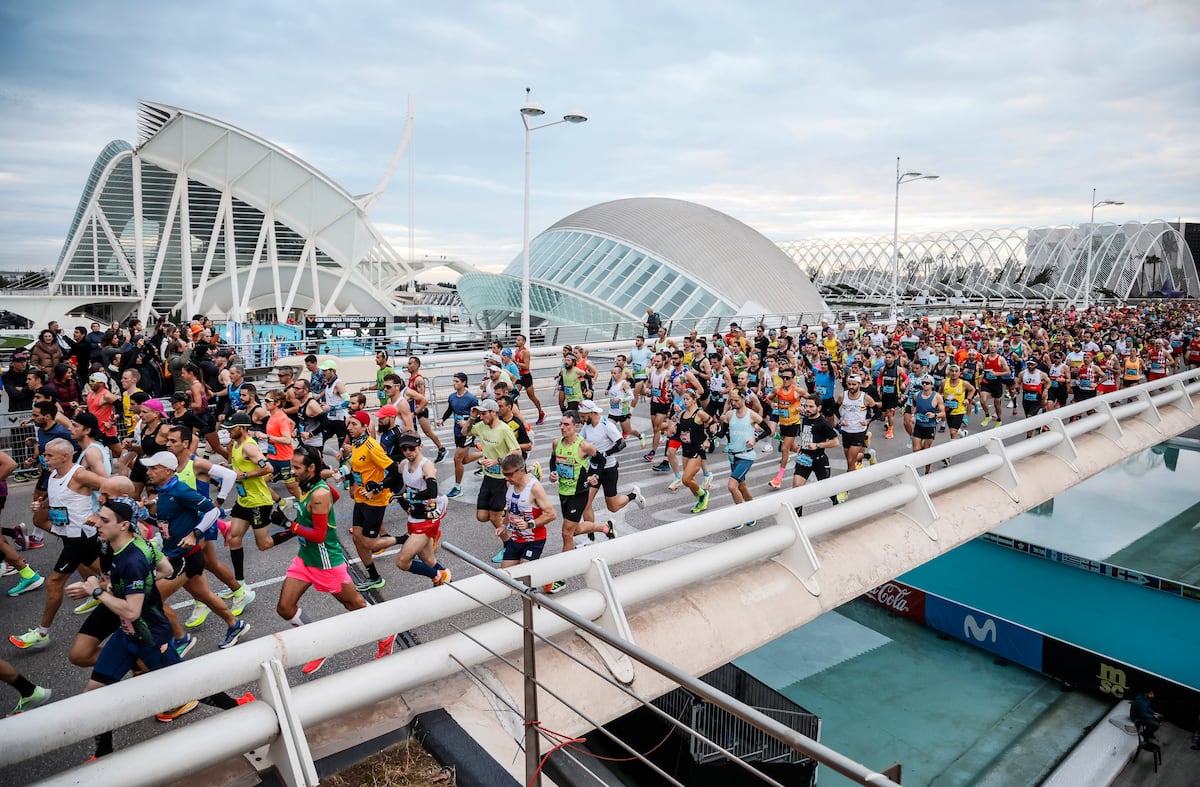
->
[1130,689,1163,739]
[47,363,81,417]
[29,329,63,373]
[1,352,34,412]
[644,307,663,336]
[84,321,106,366]
[68,326,91,388]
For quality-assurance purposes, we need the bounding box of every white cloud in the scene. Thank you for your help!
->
[0,0,1196,276]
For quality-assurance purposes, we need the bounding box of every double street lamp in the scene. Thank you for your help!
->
[891,157,939,322]
[1082,188,1124,310]
[520,88,587,338]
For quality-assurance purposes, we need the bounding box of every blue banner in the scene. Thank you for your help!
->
[923,594,1044,673]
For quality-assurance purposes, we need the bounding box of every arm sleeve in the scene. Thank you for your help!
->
[208,462,237,501]
[290,511,328,542]
[413,478,439,500]
[195,506,219,534]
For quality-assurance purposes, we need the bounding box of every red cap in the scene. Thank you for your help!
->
[377,405,399,418]
[350,410,371,426]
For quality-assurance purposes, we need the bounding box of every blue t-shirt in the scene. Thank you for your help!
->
[153,475,215,557]
[448,391,479,437]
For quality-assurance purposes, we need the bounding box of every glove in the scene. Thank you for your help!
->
[364,480,384,495]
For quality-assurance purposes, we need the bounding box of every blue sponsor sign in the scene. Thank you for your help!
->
[924,595,1043,673]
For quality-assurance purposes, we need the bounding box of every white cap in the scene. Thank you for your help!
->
[140,451,179,471]
[578,399,602,414]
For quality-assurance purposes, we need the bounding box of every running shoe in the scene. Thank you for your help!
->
[435,447,447,463]
[994,419,1002,428]
[1012,407,1018,416]
[235,692,256,705]
[543,581,566,595]
[732,520,757,530]
[185,602,210,628]
[354,576,386,592]
[302,657,326,675]
[866,449,878,466]
[26,535,44,550]
[376,635,395,659]
[643,451,656,462]
[433,568,452,586]
[535,412,546,426]
[446,485,463,499]
[218,620,250,649]
[980,416,992,427]
[630,484,645,509]
[0,563,15,578]
[218,586,237,600]
[73,597,101,615]
[9,685,51,715]
[10,523,28,551]
[491,549,504,564]
[959,428,969,438]
[230,587,256,616]
[6,573,44,597]
[885,428,894,439]
[155,700,198,722]
[702,472,713,490]
[836,491,849,504]
[667,477,683,491]
[652,460,671,472]
[942,457,951,468]
[639,435,648,449]
[768,471,783,490]
[690,489,710,514]
[605,520,617,540]
[9,629,48,650]
[529,462,543,480]
[760,441,773,454]
[906,438,912,449]
[173,634,196,658]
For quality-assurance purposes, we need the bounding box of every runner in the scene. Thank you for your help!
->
[9,438,104,650]
[277,446,397,674]
[141,451,249,656]
[344,409,400,592]
[940,365,975,443]
[548,412,616,564]
[605,364,642,446]
[876,350,904,439]
[910,376,945,474]
[1018,359,1050,439]
[497,455,560,592]
[838,376,875,493]
[465,399,522,562]
[645,353,673,464]
[667,388,713,513]
[513,334,547,425]
[223,412,292,589]
[259,390,301,498]
[438,372,479,498]
[392,432,452,586]
[979,342,1010,427]
[404,356,447,461]
[764,365,808,489]
[791,397,842,515]
[629,335,653,409]
[721,388,764,528]
[66,499,252,752]
[577,399,643,522]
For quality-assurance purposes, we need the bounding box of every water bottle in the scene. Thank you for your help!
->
[339,463,351,490]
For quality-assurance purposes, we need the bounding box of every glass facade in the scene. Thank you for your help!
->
[502,230,736,323]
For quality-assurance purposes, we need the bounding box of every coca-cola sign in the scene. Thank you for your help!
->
[864,581,926,623]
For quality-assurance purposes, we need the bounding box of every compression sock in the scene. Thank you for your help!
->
[407,559,437,579]
[95,731,114,757]
[201,692,238,710]
[286,609,312,627]
[230,547,245,582]
[18,566,35,579]
[366,562,381,581]
[270,530,296,546]
[10,674,36,697]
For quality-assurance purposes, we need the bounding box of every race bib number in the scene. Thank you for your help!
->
[555,463,575,480]
[48,506,69,527]
[882,385,894,393]
[944,398,958,410]
[1023,391,1039,401]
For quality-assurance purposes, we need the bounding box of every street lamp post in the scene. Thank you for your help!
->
[891,157,939,322]
[520,87,587,339]
[1082,188,1124,310]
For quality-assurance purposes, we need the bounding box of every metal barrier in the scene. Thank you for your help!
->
[0,410,39,471]
[4,369,1199,786]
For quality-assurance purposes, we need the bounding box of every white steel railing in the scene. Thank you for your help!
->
[4,369,1199,786]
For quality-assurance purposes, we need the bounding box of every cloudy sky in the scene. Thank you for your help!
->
[1,0,1197,278]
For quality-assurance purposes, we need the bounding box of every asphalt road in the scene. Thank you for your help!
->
[0,389,1016,784]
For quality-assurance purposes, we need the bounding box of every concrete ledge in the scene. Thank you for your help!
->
[1042,702,1137,787]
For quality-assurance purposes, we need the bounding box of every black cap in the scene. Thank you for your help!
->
[225,412,253,428]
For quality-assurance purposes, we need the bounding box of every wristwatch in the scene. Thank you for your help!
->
[91,586,104,600]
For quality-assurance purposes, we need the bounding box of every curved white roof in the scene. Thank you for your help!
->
[545,197,826,314]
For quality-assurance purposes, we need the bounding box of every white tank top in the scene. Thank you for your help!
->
[840,390,868,434]
[47,464,98,538]
[400,456,446,522]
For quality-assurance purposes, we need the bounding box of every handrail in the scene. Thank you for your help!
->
[4,369,1198,784]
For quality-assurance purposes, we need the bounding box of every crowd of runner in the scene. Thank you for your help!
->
[2,300,1198,762]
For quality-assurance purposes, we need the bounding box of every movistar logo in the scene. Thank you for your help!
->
[963,615,997,643]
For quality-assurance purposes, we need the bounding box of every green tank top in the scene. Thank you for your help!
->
[562,367,584,403]
[553,438,586,496]
[295,480,344,569]
[231,440,273,507]
[177,458,197,490]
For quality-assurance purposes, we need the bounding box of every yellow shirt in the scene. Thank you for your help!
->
[350,436,394,507]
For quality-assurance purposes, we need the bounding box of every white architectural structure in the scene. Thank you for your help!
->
[781,222,1198,304]
[2,101,469,327]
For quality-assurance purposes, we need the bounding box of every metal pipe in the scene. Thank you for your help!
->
[521,575,542,787]
[444,543,903,787]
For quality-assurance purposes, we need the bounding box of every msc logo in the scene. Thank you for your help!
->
[1098,663,1128,698]
[963,615,997,643]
